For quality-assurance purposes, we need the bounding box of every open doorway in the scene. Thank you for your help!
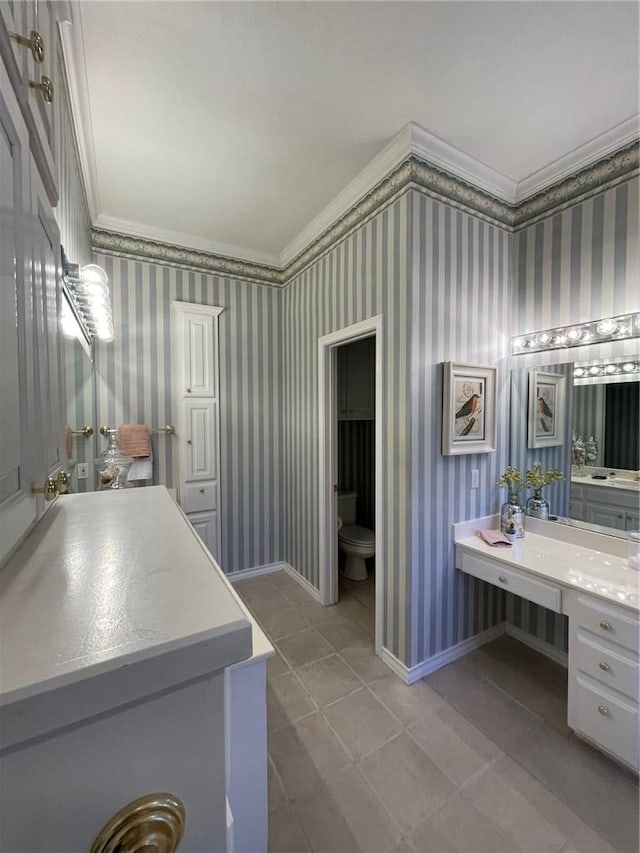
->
[318,316,383,656]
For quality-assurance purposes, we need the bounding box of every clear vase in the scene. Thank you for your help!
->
[501,492,525,540]
[526,488,550,520]
[95,430,133,490]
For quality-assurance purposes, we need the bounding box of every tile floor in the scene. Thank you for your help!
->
[233,571,639,853]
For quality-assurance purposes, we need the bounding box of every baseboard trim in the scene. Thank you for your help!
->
[380,623,507,685]
[505,623,568,668]
[226,562,285,582]
[282,562,322,602]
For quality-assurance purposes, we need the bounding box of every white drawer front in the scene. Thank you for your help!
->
[571,676,639,771]
[184,482,216,513]
[458,552,562,613]
[572,594,639,654]
[573,632,639,702]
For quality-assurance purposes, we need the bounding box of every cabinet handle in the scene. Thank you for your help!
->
[498,575,507,583]
[90,792,185,853]
[29,75,53,104]
[199,488,205,494]
[11,29,44,63]
[599,621,611,631]
[598,705,609,716]
[186,388,191,393]
[599,661,610,672]
[186,439,192,445]
[32,476,58,501]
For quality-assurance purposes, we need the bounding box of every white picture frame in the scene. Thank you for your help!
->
[528,370,566,449]
[442,362,497,456]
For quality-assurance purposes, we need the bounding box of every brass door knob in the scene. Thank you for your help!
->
[11,29,44,62]
[90,793,185,853]
[29,75,53,103]
[32,476,58,501]
[599,661,610,672]
[598,705,609,716]
[599,621,611,631]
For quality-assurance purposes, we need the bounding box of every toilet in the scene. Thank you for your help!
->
[337,491,375,581]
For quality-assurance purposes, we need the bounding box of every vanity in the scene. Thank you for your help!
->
[454,517,639,773]
[570,469,640,531]
[0,486,273,852]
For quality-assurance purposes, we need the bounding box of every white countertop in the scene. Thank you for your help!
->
[455,525,640,613]
[0,487,252,710]
[571,474,640,493]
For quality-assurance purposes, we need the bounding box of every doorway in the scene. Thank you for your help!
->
[318,315,383,656]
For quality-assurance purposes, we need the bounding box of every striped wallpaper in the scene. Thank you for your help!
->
[338,420,375,531]
[573,384,605,466]
[91,256,283,574]
[506,175,640,652]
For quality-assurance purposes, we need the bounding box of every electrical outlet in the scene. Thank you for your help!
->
[471,468,479,489]
[77,462,89,480]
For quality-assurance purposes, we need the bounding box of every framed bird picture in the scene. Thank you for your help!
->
[442,363,497,455]
[527,370,566,448]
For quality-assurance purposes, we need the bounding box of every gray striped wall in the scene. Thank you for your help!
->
[338,420,375,530]
[91,255,283,574]
[573,384,605,466]
[507,176,639,652]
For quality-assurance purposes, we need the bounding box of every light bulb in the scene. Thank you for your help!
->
[81,264,109,288]
[622,362,636,372]
[567,327,583,341]
[537,332,552,345]
[596,318,619,336]
[605,364,618,374]
[588,366,601,375]
[574,367,585,377]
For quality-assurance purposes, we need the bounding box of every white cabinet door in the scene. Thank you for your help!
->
[585,503,626,530]
[31,163,63,481]
[0,57,37,562]
[183,311,215,398]
[190,511,218,556]
[184,400,216,481]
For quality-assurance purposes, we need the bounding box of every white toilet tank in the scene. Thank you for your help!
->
[337,491,358,526]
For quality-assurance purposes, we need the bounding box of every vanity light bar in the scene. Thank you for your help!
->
[574,361,640,379]
[510,312,640,356]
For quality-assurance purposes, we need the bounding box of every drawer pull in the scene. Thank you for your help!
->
[599,661,610,672]
[498,575,507,583]
[199,488,205,494]
[599,621,611,631]
[598,705,609,716]
[29,75,53,104]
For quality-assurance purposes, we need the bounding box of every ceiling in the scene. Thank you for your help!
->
[75,1,639,267]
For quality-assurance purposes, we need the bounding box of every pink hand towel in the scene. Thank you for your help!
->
[477,529,512,547]
[118,424,151,458]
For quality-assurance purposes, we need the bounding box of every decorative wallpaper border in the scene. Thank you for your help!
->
[91,140,639,287]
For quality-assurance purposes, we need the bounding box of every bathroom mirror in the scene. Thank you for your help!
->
[509,354,639,537]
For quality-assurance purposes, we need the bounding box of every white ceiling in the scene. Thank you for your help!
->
[76,1,639,267]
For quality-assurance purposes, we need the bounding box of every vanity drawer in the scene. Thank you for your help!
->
[457,553,562,612]
[184,482,217,513]
[571,594,639,654]
[573,631,639,702]
[571,676,639,771]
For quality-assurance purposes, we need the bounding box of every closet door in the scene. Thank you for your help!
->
[172,302,223,563]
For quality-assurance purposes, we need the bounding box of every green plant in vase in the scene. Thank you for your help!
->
[524,462,564,520]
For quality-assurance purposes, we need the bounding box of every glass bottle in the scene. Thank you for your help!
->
[572,436,586,475]
[95,430,133,489]
[526,488,550,521]
[585,436,598,467]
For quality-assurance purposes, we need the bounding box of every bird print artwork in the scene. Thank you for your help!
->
[537,394,554,434]
[454,383,484,439]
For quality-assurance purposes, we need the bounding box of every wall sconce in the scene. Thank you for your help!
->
[62,250,114,344]
[511,312,640,355]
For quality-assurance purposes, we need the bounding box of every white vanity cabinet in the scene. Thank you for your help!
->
[567,593,639,771]
[455,520,640,773]
[172,302,223,560]
[570,481,639,531]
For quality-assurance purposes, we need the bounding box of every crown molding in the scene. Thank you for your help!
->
[515,114,640,203]
[92,229,283,287]
[58,3,101,221]
[280,122,517,266]
[94,214,280,269]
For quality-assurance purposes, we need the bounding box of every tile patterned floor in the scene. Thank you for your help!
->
[233,572,639,853]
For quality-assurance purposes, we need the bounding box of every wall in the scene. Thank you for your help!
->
[507,175,639,651]
[283,193,413,661]
[91,255,283,574]
[573,384,605,465]
[407,190,511,666]
[283,188,511,667]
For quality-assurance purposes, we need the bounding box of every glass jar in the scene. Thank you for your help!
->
[572,436,586,475]
[95,430,133,489]
[585,436,598,466]
[526,488,550,521]
[501,492,525,540]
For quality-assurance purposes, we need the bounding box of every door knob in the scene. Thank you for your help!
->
[187,439,192,445]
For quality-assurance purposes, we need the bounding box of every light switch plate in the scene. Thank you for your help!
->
[471,469,479,489]
[77,462,89,480]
